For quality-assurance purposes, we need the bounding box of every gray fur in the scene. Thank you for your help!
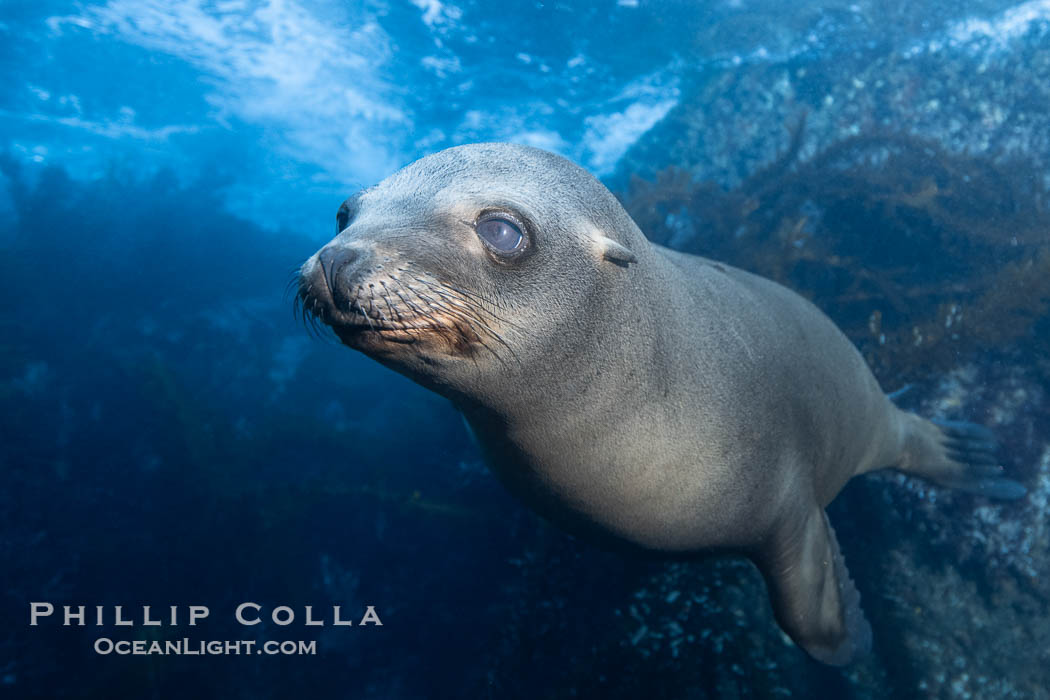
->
[297,143,1025,665]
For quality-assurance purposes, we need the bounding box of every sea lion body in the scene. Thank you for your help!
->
[470,247,897,553]
[297,143,1024,665]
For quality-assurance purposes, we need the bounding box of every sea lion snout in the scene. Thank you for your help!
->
[316,244,362,310]
[297,242,380,329]
[298,231,511,360]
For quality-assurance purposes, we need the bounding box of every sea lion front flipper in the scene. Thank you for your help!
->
[757,507,872,666]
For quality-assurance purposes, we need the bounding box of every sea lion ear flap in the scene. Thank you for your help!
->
[593,234,637,267]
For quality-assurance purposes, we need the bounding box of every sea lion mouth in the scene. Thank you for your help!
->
[335,324,419,345]
[297,284,436,345]
[330,309,448,345]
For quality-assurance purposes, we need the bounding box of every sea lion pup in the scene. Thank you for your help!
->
[296,143,1026,665]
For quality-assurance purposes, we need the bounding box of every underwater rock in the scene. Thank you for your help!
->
[600,13,1050,697]
[619,12,1050,191]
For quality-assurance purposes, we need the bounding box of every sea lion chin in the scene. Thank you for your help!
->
[295,142,1026,666]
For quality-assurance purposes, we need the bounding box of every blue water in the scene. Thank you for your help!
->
[3,1,1050,698]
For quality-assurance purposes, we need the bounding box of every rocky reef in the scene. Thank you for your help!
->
[582,10,1050,698]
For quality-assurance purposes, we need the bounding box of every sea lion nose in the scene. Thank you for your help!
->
[317,245,359,303]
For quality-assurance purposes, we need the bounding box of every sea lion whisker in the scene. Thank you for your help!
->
[403,285,457,317]
[310,315,329,341]
[441,290,523,332]
[446,280,501,308]
[400,265,510,320]
[413,278,523,331]
[396,281,488,352]
[303,299,327,341]
[389,280,434,324]
[411,288,475,317]
[296,285,323,338]
[378,290,405,329]
[285,266,306,303]
[418,299,516,367]
[378,281,413,326]
[394,282,483,355]
[411,276,489,306]
[395,279,471,328]
[359,288,377,331]
[292,291,304,323]
[477,326,519,365]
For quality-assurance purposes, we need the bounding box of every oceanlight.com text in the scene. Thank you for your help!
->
[93,638,317,656]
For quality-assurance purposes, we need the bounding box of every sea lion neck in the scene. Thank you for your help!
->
[451,251,674,421]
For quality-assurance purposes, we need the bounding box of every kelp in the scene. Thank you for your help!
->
[619,115,1050,383]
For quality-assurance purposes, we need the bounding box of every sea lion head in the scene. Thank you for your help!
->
[297,142,647,402]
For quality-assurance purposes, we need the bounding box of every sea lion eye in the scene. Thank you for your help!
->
[336,192,363,233]
[476,216,524,254]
